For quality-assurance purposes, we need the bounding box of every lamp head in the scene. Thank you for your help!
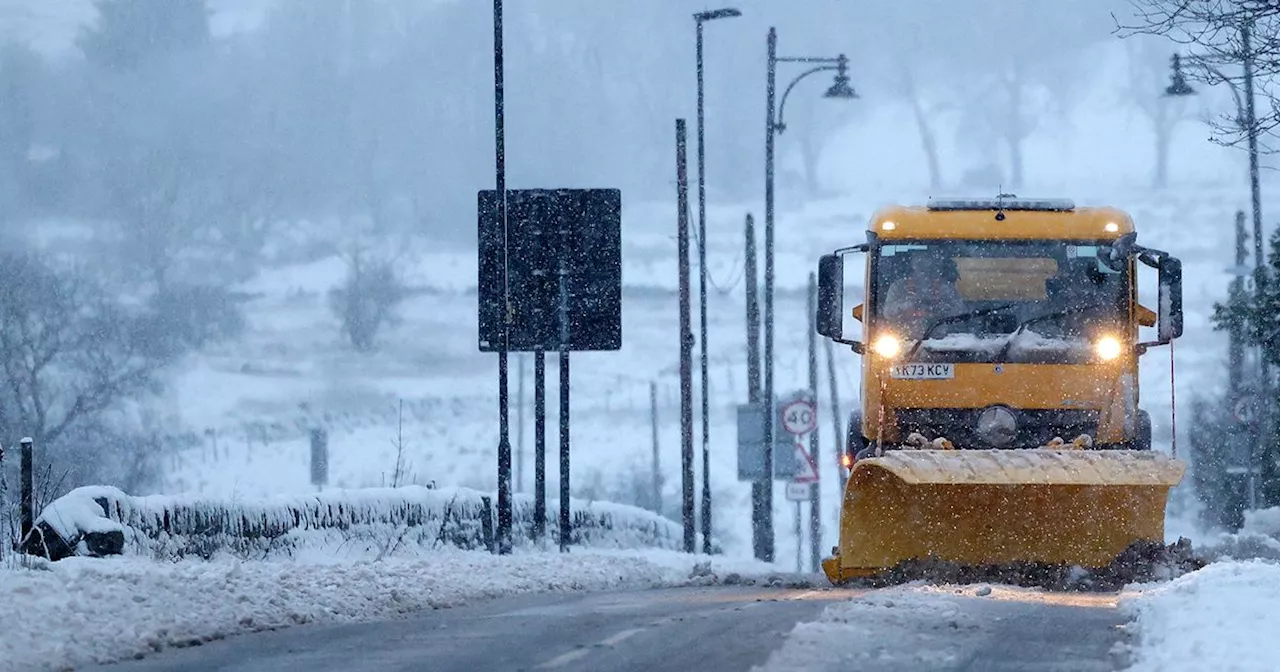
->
[1165,53,1196,97]
[825,55,858,99]
[694,8,741,21]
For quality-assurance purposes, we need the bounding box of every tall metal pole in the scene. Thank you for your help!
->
[559,348,571,551]
[677,119,696,553]
[745,215,761,400]
[760,26,778,562]
[651,381,662,513]
[534,351,546,540]
[695,19,714,556]
[1243,19,1268,512]
[794,494,802,572]
[807,272,821,573]
[1244,21,1263,275]
[492,0,513,555]
[1230,210,1246,393]
[824,336,845,494]
[745,213,766,560]
[517,354,525,492]
[557,243,572,551]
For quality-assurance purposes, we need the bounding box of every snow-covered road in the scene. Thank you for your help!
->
[7,550,1279,671]
[0,549,774,672]
[82,581,1136,672]
[756,584,1127,672]
[5,505,1279,671]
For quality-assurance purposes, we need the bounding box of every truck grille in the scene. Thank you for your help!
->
[894,408,1101,449]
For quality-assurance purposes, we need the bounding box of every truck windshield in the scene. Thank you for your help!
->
[872,241,1127,363]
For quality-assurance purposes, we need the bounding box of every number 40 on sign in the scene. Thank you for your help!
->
[781,399,816,436]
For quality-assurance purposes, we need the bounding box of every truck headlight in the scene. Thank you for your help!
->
[872,334,901,358]
[1094,335,1123,361]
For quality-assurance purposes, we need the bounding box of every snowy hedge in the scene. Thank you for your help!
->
[27,485,685,561]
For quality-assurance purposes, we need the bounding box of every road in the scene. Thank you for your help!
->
[90,581,1130,672]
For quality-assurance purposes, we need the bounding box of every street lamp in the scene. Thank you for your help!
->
[758,26,858,562]
[693,6,740,556]
[1166,21,1268,511]
[1165,30,1261,274]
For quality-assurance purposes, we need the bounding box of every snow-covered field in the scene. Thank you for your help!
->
[0,548,774,672]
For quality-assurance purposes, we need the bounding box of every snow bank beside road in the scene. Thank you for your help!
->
[0,549,773,672]
[31,484,685,562]
[1120,560,1280,672]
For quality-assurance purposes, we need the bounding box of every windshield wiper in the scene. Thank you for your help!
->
[995,304,1099,360]
[903,303,1020,360]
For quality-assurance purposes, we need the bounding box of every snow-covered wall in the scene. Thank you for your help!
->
[31,485,686,561]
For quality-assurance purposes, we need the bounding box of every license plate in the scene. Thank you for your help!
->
[889,363,954,380]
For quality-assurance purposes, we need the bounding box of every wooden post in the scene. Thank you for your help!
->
[20,437,33,546]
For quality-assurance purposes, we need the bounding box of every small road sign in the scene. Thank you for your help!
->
[781,398,817,436]
[786,482,813,501]
[792,443,819,484]
[1233,394,1260,425]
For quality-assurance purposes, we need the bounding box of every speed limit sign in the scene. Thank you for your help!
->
[781,399,817,435]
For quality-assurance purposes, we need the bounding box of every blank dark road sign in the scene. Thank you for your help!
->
[477,188,622,353]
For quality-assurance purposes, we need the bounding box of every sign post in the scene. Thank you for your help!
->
[778,394,817,572]
[478,188,623,553]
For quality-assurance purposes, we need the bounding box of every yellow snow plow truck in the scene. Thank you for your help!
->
[815,197,1187,585]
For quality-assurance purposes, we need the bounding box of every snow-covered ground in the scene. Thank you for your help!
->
[756,507,1280,672]
[1118,507,1280,672]
[0,547,774,672]
[1119,559,1280,672]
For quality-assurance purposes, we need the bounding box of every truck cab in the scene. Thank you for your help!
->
[815,197,1184,461]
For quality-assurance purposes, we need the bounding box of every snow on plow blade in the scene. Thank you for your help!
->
[821,449,1186,585]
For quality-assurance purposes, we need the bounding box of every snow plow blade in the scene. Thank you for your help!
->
[821,449,1186,585]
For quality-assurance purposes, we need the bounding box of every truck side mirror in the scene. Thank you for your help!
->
[1100,232,1136,272]
[817,254,844,339]
[1157,256,1183,341]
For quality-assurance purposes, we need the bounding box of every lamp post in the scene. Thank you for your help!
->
[491,0,513,555]
[1166,24,1268,511]
[694,6,740,556]
[759,26,858,562]
[1166,48,1261,274]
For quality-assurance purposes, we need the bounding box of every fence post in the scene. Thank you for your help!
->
[20,437,33,546]
[481,496,495,552]
[310,429,329,491]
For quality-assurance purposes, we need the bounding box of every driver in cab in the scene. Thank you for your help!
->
[882,253,964,337]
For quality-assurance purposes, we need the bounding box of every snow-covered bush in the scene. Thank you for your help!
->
[31,485,684,561]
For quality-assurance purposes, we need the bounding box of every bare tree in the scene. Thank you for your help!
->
[1121,0,1280,149]
[0,252,174,449]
